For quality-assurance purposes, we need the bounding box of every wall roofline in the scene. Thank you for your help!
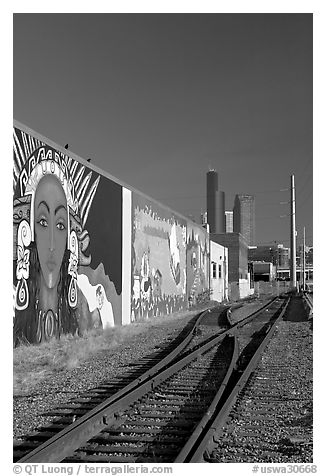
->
[13,119,206,230]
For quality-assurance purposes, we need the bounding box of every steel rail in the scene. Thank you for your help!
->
[17,296,280,463]
[174,334,239,462]
[18,332,232,462]
[17,305,225,463]
[185,296,290,462]
[227,295,280,329]
[302,292,313,318]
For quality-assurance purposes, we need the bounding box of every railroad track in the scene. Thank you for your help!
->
[178,296,290,462]
[201,294,312,463]
[302,291,313,319]
[14,295,287,463]
[14,304,228,461]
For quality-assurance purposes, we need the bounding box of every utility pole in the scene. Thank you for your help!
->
[290,175,297,290]
[274,240,278,279]
[274,240,279,296]
[303,226,306,292]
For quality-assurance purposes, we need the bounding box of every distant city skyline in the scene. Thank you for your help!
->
[13,13,313,246]
[233,194,256,246]
[206,170,226,234]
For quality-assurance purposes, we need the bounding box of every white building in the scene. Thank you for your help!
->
[210,240,228,302]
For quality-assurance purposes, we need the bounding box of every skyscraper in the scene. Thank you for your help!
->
[225,211,233,233]
[206,170,225,234]
[233,194,255,245]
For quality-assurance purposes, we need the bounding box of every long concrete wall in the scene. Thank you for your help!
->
[13,121,210,345]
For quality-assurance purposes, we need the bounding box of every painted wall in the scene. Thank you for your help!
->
[186,222,210,305]
[13,125,131,345]
[13,122,211,345]
[229,276,254,301]
[131,194,187,321]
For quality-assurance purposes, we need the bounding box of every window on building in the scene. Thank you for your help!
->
[212,262,217,279]
[219,264,222,278]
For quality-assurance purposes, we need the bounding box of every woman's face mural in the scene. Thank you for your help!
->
[13,130,121,346]
[34,174,68,290]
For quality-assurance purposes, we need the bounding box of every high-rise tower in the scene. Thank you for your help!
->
[225,211,233,233]
[206,170,225,234]
[233,194,255,245]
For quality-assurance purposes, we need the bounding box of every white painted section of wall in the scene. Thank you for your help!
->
[239,278,254,299]
[247,272,255,295]
[122,188,132,325]
[210,241,228,302]
[77,274,114,328]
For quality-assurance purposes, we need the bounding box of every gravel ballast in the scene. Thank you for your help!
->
[14,305,213,441]
[14,294,312,464]
[12,298,271,441]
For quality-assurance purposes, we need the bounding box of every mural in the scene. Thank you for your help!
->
[13,127,122,345]
[131,195,187,321]
[186,223,210,305]
[13,123,213,346]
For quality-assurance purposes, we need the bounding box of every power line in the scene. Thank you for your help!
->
[256,234,313,246]
[295,157,313,181]
[155,188,290,202]
[155,194,205,201]
[296,173,313,195]
[296,189,313,208]
[235,188,289,194]
[256,214,290,221]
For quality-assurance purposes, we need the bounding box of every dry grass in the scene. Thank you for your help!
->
[13,305,207,397]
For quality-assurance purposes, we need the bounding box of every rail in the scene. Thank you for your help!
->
[176,296,290,462]
[17,296,281,463]
[302,291,313,319]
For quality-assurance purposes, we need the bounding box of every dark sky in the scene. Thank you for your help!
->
[13,13,313,246]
